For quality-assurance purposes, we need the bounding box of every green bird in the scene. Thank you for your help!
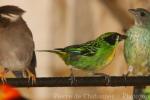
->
[124,8,150,100]
[38,32,126,83]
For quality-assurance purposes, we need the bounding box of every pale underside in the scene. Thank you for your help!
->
[124,26,150,76]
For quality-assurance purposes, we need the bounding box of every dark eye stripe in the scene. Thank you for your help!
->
[140,12,146,17]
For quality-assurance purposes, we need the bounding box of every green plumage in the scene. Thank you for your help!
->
[38,32,126,72]
[55,40,114,70]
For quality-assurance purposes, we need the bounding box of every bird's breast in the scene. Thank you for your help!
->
[124,27,150,67]
[0,24,34,71]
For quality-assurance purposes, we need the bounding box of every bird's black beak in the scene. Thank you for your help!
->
[128,9,137,15]
[119,34,127,41]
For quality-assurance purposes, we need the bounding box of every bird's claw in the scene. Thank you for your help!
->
[28,73,36,85]
[69,75,76,85]
[0,76,7,84]
[0,69,9,84]
[123,66,133,85]
[104,75,110,85]
[123,74,127,82]
[0,72,7,84]
[69,68,77,85]
[94,73,110,85]
[25,68,36,85]
[122,72,130,87]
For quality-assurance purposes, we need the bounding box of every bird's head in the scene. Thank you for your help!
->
[0,5,25,25]
[102,32,127,45]
[128,8,150,26]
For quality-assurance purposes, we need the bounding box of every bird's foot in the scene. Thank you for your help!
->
[123,71,131,87]
[69,68,76,85]
[69,74,76,85]
[123,65,133,84]
[0,70,8,84]
[28,73,36,85]
[0,69,9,84]
[26,69,36,85]
[94,73,110,85]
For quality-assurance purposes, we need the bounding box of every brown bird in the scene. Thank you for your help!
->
[0,5,36,84]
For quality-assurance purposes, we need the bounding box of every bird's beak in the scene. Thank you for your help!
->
[128,9,137,15]
[119,35,127,41]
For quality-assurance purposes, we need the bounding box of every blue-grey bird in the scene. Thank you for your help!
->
[124,8,150,100]
[0,5,36,84]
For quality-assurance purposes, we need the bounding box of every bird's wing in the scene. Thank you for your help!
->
[60,40,101,56]
[27,51,37,76]
[13,51,36,78]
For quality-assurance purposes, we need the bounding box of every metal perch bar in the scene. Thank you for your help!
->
[1,76,150,87]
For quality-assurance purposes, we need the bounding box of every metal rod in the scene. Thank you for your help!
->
[1,76,150,87]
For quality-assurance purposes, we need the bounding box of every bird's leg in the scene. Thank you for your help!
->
[123,65,133,82]
[0,68,9,84]
[127,65,133,75]
[25,68,36,85]
[93,72,110,85]
[69,68,76,85]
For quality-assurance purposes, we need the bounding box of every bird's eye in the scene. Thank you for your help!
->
[112,35,116,40]
[140,12,146,17]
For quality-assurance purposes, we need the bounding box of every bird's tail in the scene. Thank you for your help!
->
[133,86,148,100]
[36,49,67,60]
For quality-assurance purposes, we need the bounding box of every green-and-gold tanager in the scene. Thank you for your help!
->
[38,32,126,77]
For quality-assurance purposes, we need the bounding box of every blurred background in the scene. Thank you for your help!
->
[0,0,150,100]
